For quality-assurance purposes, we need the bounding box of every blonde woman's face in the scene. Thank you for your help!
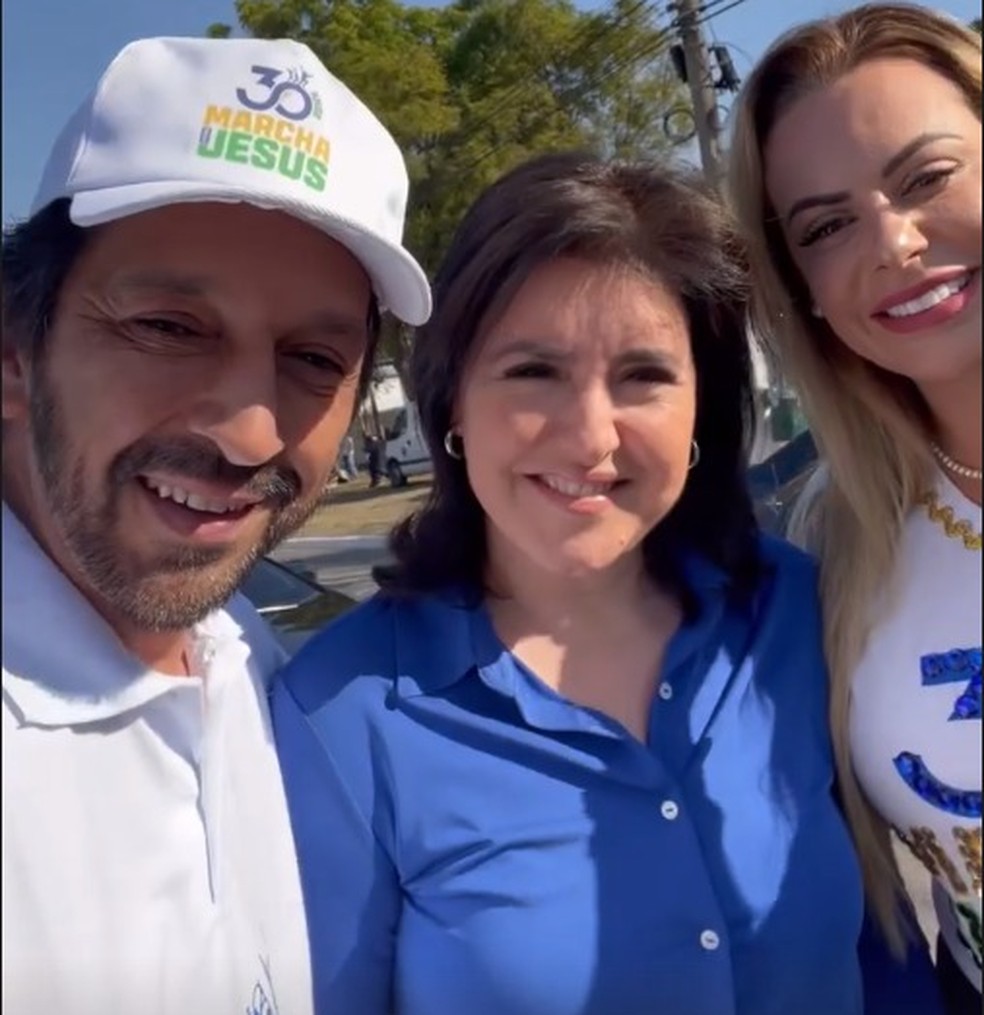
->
[765,57,981,387]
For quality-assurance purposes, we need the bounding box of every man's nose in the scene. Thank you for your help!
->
[186,352,285,468]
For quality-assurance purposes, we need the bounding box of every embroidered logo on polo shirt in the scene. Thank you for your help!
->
[245,954,280,1015]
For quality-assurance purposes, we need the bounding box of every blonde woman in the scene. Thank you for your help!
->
[728,5,981,1013]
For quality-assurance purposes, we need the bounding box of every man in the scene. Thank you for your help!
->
[339,433,358,481]
[366,431,385,487]
[1,36,430,1015]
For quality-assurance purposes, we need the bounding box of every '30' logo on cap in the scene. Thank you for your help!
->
[236,66,320,122]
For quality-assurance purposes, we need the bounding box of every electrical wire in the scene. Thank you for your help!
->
[445,0,668,154]
[422,0,749,193]
[455,25,678,175]
[693,0,750,28]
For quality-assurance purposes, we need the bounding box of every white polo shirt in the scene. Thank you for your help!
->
[1,504,313,1015]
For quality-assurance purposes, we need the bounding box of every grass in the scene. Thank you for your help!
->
[298,473,432,537]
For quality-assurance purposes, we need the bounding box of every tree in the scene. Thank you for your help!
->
[972,17,982,33]
[211,0,688,366]
[571,0,686,161]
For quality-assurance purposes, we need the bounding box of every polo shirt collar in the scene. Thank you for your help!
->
[2,503,238,728]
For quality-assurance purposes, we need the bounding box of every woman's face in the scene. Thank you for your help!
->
[454,256,696,584]
[764,57,981,388]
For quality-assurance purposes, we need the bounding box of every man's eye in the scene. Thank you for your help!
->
[133,317,198,337]
[290,350,346,374]
[503,362,556,380]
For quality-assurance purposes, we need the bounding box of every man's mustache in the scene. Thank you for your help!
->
[112,437,302,508]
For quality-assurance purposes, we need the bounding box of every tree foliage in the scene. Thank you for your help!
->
[214,0,689,363]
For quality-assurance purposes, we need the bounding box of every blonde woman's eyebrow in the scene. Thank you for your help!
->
[880,131,961,179]
[785,192,849,228]
[783,131,963,227]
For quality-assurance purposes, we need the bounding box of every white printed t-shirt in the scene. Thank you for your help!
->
[1,504,313,1015]
[850,476,982,991]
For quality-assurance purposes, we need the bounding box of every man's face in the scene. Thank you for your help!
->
[2,201,372,631]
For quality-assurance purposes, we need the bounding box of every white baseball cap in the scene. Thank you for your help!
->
[31,36,432,326]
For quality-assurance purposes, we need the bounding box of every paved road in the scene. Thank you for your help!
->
[272,535,389,602]
[274,535,941,955]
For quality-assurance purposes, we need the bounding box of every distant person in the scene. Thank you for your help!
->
[730,5,980,1014]
[1,36,430,1014]
[366,431,384,486]
[271,151,882,1014]
[340,434,359,480]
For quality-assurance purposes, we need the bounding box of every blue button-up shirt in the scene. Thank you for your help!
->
[272,536,865,1014]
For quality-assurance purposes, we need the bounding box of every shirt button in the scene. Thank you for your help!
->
[658,682,673,701]
[660,800,679,821]
[700,929,721,951]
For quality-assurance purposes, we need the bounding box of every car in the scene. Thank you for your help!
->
[747,429,819,535]
[240,556,357,655]
[383,402,432,487]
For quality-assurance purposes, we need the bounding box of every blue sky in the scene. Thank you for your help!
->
[2,0,980,221]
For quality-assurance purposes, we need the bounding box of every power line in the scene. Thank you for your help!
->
[416,0,675,189]
[692,0,750,28]
[446,0,668,155]
[421,0,748,192]
[455,23,677,176]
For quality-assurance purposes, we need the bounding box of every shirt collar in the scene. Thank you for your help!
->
[677,549,731,598]
[2,503,242,728]
[391,552,733,707]
[392,588,478,698]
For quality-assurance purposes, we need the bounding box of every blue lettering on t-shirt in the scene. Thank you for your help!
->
[894,648,982,818]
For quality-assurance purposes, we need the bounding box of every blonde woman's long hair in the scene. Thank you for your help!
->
[727,3,982,954]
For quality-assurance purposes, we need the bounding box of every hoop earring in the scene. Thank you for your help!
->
[443,430,464,460]
[688,440,700,471]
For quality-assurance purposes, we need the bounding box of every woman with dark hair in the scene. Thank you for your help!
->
[270,152,867,1014]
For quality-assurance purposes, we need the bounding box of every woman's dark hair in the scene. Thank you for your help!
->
[380,150,763,607]
[2,199,382,397]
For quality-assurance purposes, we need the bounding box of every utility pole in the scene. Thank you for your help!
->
[672,0,723,186]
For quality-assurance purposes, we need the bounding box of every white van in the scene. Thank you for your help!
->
[383,403,433,486]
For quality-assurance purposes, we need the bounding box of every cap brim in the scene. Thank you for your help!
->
[69,182,432,327]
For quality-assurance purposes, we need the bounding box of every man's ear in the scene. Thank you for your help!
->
[2,341,31,422]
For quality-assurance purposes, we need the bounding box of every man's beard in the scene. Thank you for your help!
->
[28,371,325,632]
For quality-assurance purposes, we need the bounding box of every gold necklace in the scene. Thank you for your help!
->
[921,491,982,552]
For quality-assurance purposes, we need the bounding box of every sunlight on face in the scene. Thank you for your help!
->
[765,57,982,388]
[456,257,696,587]
[3,202,371,630]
